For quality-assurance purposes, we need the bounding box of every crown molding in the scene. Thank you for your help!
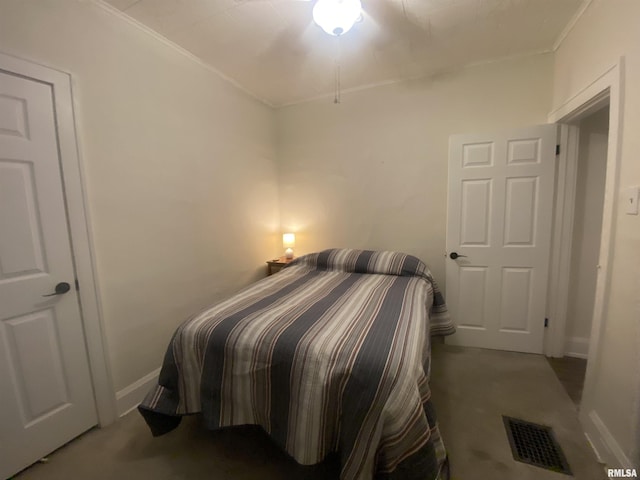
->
[552,0,593,52]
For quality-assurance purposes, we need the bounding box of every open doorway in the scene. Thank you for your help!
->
[548,105,610,406]
[544,60,622,465]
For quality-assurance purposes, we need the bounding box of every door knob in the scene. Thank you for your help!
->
[449,252,467,260]
[42,282,71,297]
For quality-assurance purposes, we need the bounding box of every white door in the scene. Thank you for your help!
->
[0,70,97,478]
[445,125,557,353]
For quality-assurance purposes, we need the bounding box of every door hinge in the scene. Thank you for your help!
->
[544,318,549,327]
[555,145,560,155]
[75,278,80,291]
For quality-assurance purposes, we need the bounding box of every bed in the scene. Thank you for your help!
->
[139,248,455,479]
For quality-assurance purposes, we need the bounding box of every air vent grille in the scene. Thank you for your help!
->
[503,416,572,475]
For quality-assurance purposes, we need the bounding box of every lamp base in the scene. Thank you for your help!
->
[285,248,294,259]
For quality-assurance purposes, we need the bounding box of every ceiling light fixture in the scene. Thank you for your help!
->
[312,0,362,36]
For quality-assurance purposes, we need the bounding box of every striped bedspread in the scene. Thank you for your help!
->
[139,249,455,479]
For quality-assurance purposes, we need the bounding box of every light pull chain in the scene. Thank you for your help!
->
[334,35,342,104]
[334,62,341,104]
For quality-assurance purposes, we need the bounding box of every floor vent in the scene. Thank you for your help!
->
[503,416,572,475]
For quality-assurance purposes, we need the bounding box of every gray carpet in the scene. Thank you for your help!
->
[431,344,606,479]
[14,344,606,479]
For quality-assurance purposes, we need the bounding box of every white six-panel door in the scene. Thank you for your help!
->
[0,70,97,478]
[445,125,557,353]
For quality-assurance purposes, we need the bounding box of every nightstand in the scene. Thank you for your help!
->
[266,256,294,276]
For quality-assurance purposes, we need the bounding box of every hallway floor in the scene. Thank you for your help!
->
[546,356,588,406]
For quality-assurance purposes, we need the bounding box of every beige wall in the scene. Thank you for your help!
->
[2,0,637,466]
[276,54,553,286]
[565,107,609,357]
[0,0,279,392]
[553,0,640,466]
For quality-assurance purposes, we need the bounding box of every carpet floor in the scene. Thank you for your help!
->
[430,344,605,479]
[546,356,588,406]
[13,344,606,480]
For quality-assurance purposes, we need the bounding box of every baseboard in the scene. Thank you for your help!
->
[564,336,589,359]
[115,367,161,417]
[581,409,633,469]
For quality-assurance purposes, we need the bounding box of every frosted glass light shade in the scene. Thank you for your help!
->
[312,0,362,36]
[282,233,295,248]
[283,233,295,259]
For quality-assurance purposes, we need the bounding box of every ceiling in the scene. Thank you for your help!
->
[105,0,586,106]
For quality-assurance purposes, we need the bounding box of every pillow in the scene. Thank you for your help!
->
[288,248,453,335]
[290,248,428,278]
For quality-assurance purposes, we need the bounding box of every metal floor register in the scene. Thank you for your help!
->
[503,416,572,475]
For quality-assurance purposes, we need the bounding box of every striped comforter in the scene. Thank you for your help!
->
[139,249,455,479]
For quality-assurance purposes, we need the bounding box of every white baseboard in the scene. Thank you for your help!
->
[115,367,161,417]
[565,336,589,359]
[581,409,633,469]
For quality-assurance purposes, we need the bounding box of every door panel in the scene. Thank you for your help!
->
[0,93,29,138]
[462,142,493,167]
[457,266,488,329]
[0,70,97,479]
[499,267,533,332]
[5,310,70,422]
[446,125,557,353]
[460,179,492,245]
[504,176,538,246]
[0,161,47,275]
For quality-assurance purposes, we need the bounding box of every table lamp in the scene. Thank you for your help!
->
[283,233,295,259]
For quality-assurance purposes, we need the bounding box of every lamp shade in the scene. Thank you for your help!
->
[282,233,295,259]
[282,233,295,248]
[312,0,362,36]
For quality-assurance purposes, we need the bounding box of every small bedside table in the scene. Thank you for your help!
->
[266,256,294,276]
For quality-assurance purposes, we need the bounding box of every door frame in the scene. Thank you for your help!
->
[544,122,580,357]
[0,51,117,426]
[546,58,625,464]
